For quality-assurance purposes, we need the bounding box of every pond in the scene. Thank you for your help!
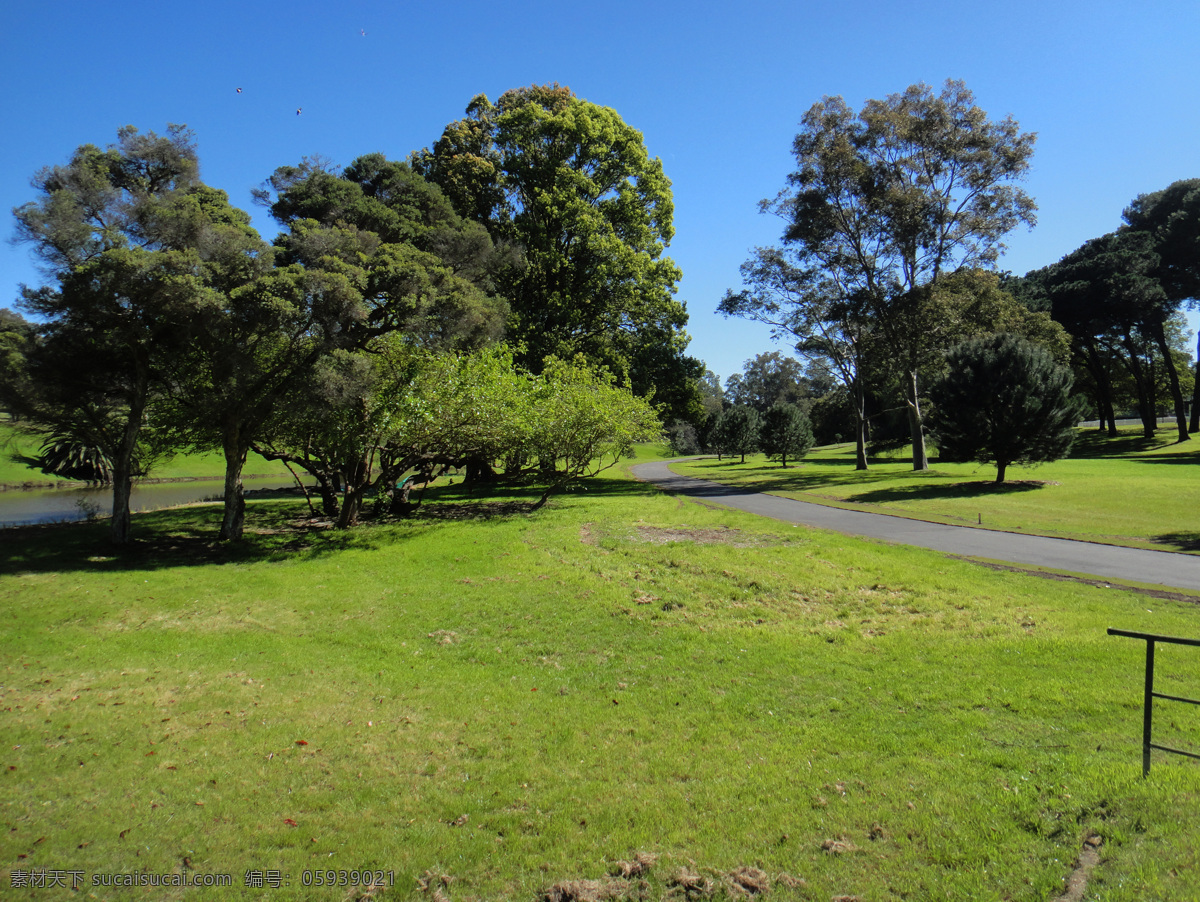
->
[0,476,309,528]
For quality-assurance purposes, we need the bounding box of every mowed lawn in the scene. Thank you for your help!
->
[2,450,1199,900]
[670,428,1200,554]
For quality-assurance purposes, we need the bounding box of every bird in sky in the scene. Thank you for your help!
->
[296,108,302,116]
[360,28,366,36]
[236,87,242,93]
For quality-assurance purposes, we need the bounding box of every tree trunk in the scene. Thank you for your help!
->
[1191,334,1200,433]
[905,370,928,471]
[108,382,147,546]
[1081,341,1118,436]
[995,459,1007,484]
[1149,320,1190,442]
[1120,335,1157,438]
[335,455,371,529]
[853,376,868,471]
[218,423,248,541]
[109,454,134,545]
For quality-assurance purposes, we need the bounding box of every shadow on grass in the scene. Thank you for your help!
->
[682,456,904,492]
[849,479,1046,504]
[1070,429,1199,460]
[1152,533,1200,553]
[0,475,656,576]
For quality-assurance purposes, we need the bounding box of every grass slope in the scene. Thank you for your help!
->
[0,421,291,486]
[1,456,1199,900]
[671,429,1200,553]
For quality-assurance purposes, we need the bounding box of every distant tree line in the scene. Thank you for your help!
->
[2,85,687,544]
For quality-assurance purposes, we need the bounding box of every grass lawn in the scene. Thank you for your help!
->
[2,448,1199,900]
[0,421,291,486]
[670,428,1200,554]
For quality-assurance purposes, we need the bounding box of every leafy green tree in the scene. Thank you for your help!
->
[759,403,814,467]
[11,126,212,543]
[929,334,1086,484]
[525,357,662,507]
[179,154,512,540]
[415,85,701,420]
[761,80,1037,471]
[712,406,761,464]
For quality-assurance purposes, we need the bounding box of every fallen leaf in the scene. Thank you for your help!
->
[284,818,298,827]
[295,740,308,746]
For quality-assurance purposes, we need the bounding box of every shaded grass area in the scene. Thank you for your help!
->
[2,461,1200,900]
[672,429,1200,553]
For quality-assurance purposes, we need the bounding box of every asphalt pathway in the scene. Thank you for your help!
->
[630,459,1200,593]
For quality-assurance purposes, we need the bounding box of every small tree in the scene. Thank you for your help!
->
[760,403,814,467]
[713,405,761,464]
[929,334,1087,484]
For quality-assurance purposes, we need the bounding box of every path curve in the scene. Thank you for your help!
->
[630,459,1200,593]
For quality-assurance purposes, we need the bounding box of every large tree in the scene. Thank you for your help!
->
[414,85,702,420]
[929,334,1086,484]
[173,154,511,540]
[11,125,212,544]
[762,80,1037,470]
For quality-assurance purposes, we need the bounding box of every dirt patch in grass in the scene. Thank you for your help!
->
[415,500,539,521]
[1052,835,1103,902]
[543,878,637,902]
[632,526,773,547]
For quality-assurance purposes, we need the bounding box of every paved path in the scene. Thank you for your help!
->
[630,459,1200,593]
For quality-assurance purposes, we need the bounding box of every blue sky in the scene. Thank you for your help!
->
[2,0,1197,382]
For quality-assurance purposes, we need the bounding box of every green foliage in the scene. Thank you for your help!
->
[527,357,662,503]
[1030,228,1193,439]
[930,334,1087,483]
[416,85,701,420]
[712,405,761,463]
[725,351,810,412]
[10,126,210,543]
[759,403,814,467]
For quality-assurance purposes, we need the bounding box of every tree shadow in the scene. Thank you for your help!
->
[683,457,902,491]
[1070,430,1197,459]
[1151,533,1200,553]
[849,479,1046,504]
[1,474,659,576]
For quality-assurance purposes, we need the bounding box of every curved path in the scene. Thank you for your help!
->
[630,459,1200,593]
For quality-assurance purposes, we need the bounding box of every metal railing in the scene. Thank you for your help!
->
[1108,628,1200,776]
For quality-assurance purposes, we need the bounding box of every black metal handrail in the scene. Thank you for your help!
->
[1108,628,1200,776]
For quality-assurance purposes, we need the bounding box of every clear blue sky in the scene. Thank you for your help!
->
[3,0,1197,382]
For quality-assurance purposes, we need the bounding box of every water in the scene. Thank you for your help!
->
[0,476,308,528]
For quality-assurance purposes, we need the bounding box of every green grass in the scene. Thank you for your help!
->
[2,453,1200,900]
[0,420,291,486]
[671,428,1200,553]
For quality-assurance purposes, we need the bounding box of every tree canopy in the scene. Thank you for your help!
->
[10,125,216,543]
[414,85,702,421]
